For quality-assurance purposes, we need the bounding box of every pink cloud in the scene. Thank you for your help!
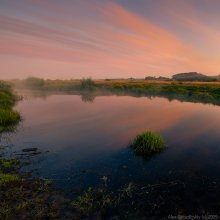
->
[1,1,220,78]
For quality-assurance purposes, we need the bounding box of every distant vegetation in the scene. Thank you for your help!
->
[9,74,220,106]
[13,77,96,91]
[131,131,166,158]
[0,81,20,132]
[144,72,220,82]
[24,77,45,88]
[79,78,96,90]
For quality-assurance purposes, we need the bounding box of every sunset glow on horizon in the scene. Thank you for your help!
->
[1,0,220,79]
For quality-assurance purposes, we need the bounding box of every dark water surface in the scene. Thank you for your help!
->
[2,90,220,201]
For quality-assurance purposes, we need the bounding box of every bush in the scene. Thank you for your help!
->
[80,78,96,90]
[131,131,166,158]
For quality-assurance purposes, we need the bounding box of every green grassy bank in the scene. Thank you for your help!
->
[0,81,20,132]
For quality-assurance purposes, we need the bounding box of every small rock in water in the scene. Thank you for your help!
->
[22,147,38,152]
[29,152,41,156]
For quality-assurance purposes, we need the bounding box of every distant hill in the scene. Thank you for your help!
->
[210,74,220,81]
[172,72,218,82]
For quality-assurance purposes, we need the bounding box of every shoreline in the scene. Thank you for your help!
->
[2,81,220,219]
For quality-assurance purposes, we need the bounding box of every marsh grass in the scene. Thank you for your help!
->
[0,158,20,169]
[131,131,166,158]
[0,155,77,219]
[0,91,15,108]
[72,176,115,216]
[72,177,136,218]
[80,78,96,90]
[0,109,21,132]
[0,173,21,186]
[72,187,95,215]
[0,81,21,132]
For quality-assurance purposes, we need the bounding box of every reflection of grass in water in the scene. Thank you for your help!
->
[131,131,166,159]
[81,92,96,103]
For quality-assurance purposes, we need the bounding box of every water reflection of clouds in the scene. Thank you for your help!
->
[11,94,220,170]
[166,107,220,146]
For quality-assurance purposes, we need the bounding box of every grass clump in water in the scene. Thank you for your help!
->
[131,131,166,158]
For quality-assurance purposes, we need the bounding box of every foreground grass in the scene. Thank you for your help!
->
[131,131,166,158]
[0,158,20,169]
[0,156,79,219]
[71,178,135,218]
[0,173,21,186]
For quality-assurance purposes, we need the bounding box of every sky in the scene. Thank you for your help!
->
[1,0,220,79]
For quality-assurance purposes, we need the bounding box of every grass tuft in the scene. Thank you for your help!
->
[131,131,166,158]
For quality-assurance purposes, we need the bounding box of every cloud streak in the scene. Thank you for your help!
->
[0,0,220,78]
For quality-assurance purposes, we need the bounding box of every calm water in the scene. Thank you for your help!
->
[2,90,220,198]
